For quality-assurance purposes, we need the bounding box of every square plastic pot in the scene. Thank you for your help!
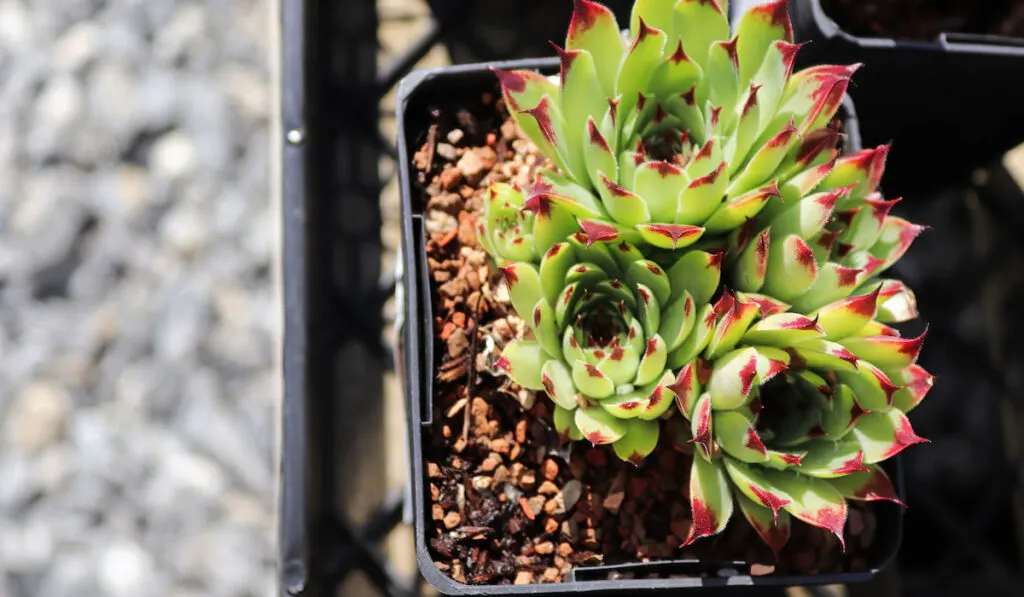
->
[395,57,905,595]
[787,0,1024,194]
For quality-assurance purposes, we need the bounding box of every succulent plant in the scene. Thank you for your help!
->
[670,144,933,552]
[473,0,934,556]
[486,187,724,463]
[494,0,858,253]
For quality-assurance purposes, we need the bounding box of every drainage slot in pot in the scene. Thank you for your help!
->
[570,559,751,582]
[414,214,434,427]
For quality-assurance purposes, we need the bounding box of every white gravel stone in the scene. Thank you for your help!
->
[3,381,72,452]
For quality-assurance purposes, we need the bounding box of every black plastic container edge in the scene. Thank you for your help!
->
[396,57,904,595]
[787,0,1024,193]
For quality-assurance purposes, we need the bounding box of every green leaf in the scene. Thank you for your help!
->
[727,121,800,197]
[495,340,548,391]
[572,359,616,399]
[740,312,825,347]
[761,234,818,302]
[501,263,544,326]
[635,334,668,386]
[540,360,578,410]
[704,182,780,234]
[811,288,878,340]
[828,464,905,506]
[672,0,730,69]
[530,298,561,359]
[767,470,849,548]
[788,263,865,313]
[891,364,935,413]
[799,439,869,478]
[626,260,671,305]
[707,347,759,410]
[837,361,901,412]
[583,118,619,192]
[705,296,761,360]
[731,227,770,293]
[566,0,626,96]
[575,406,627,445]
[682,447,734,547]
[612,418,660,464]
[715,411,769,463]
[723,457,792,519]
[735,490,791,559]
[667,304,716,368]
[666,250,723,306]
[736,0,793,88]
[596,172,651,226]
[554,404,583,442]
[852,409,928,464]
[539,242,576,306]
[841,330,927,370]
[634,159,688,222]
[616,20,667,121]
[557,48,610,179]
[658,291,697,352]
[650,38,703,101]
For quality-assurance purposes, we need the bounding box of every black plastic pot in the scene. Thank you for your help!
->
[396,57,905,595]
[425,0,634,64]
[787,0,1024,195]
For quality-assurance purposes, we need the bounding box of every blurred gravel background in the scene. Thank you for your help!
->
[0,1,276,596]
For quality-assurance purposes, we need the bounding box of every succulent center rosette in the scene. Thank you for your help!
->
[494,0,859,255]
[486,194,725,463]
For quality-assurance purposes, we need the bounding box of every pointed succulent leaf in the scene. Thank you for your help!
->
[568,231,620,273]
[735,0,793,87]
[575,406,627,445]
[837,360,901,412]
[812,288,879,340]
[616,24,666,128]
[634,159,687,219]
[635,335,669,386]
[869,217,927,273]
[873,279,919,323]
[562,326,585,363]
[637,223,705,250]
[723,457,793,521]
[737,291,790,317]
[495,340,547,390]
[704,182,780,234]
[608,238,646,272]
[750,40,802,135]
[731,227,770,293]
[765,449,807,470]
[634,282,661,339]
[613,418,661,465]
[532,170,607,219]
[726,83,763,169]
[761,234,818,301]
[676,162,728,225]
[767,470,848,548]
[769,188,844,240]
[689,392,714,461]
[557,47,611,166]
[667,304,716,368]
[566,0,626,96]
[705,296,761,359]
[554,404,583,442]
[666,250,723,306]
[799,439,869,478]
[672,0,729,68]
[539,243,575,305]
[727,122,800,197]
[705,37,740,117]
[658,292,696,351]
[583,118,619,190]
[891,364,935,413]
[682,450,734,547]
[650,38,703,100]
[531,298,561,359]
[790,339,859,373]
[828,464,905,506]
[519,95,585,181]
[630,0,677,39]
[715,411,769,463]
[492,67,559,119]
[754,346,791,384]
[819,145,889,199]
[741,312,825,346]
[852,409,928,464]
[686,137,723,180]
[572,360,616,399]
[736,491,791,560]
[841,329,927,370]
[541,360,578,411]
[820,384,864,440]
[596,172,651,226]
[555,283,582,328]
[669,361,702,419]
[838,196,901,250]
[627,260,671,305]
[777,64,856,136]
[708,347,759,410]
[788,263,864,313]
[639,370,678,420]
[579,218,644,246]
